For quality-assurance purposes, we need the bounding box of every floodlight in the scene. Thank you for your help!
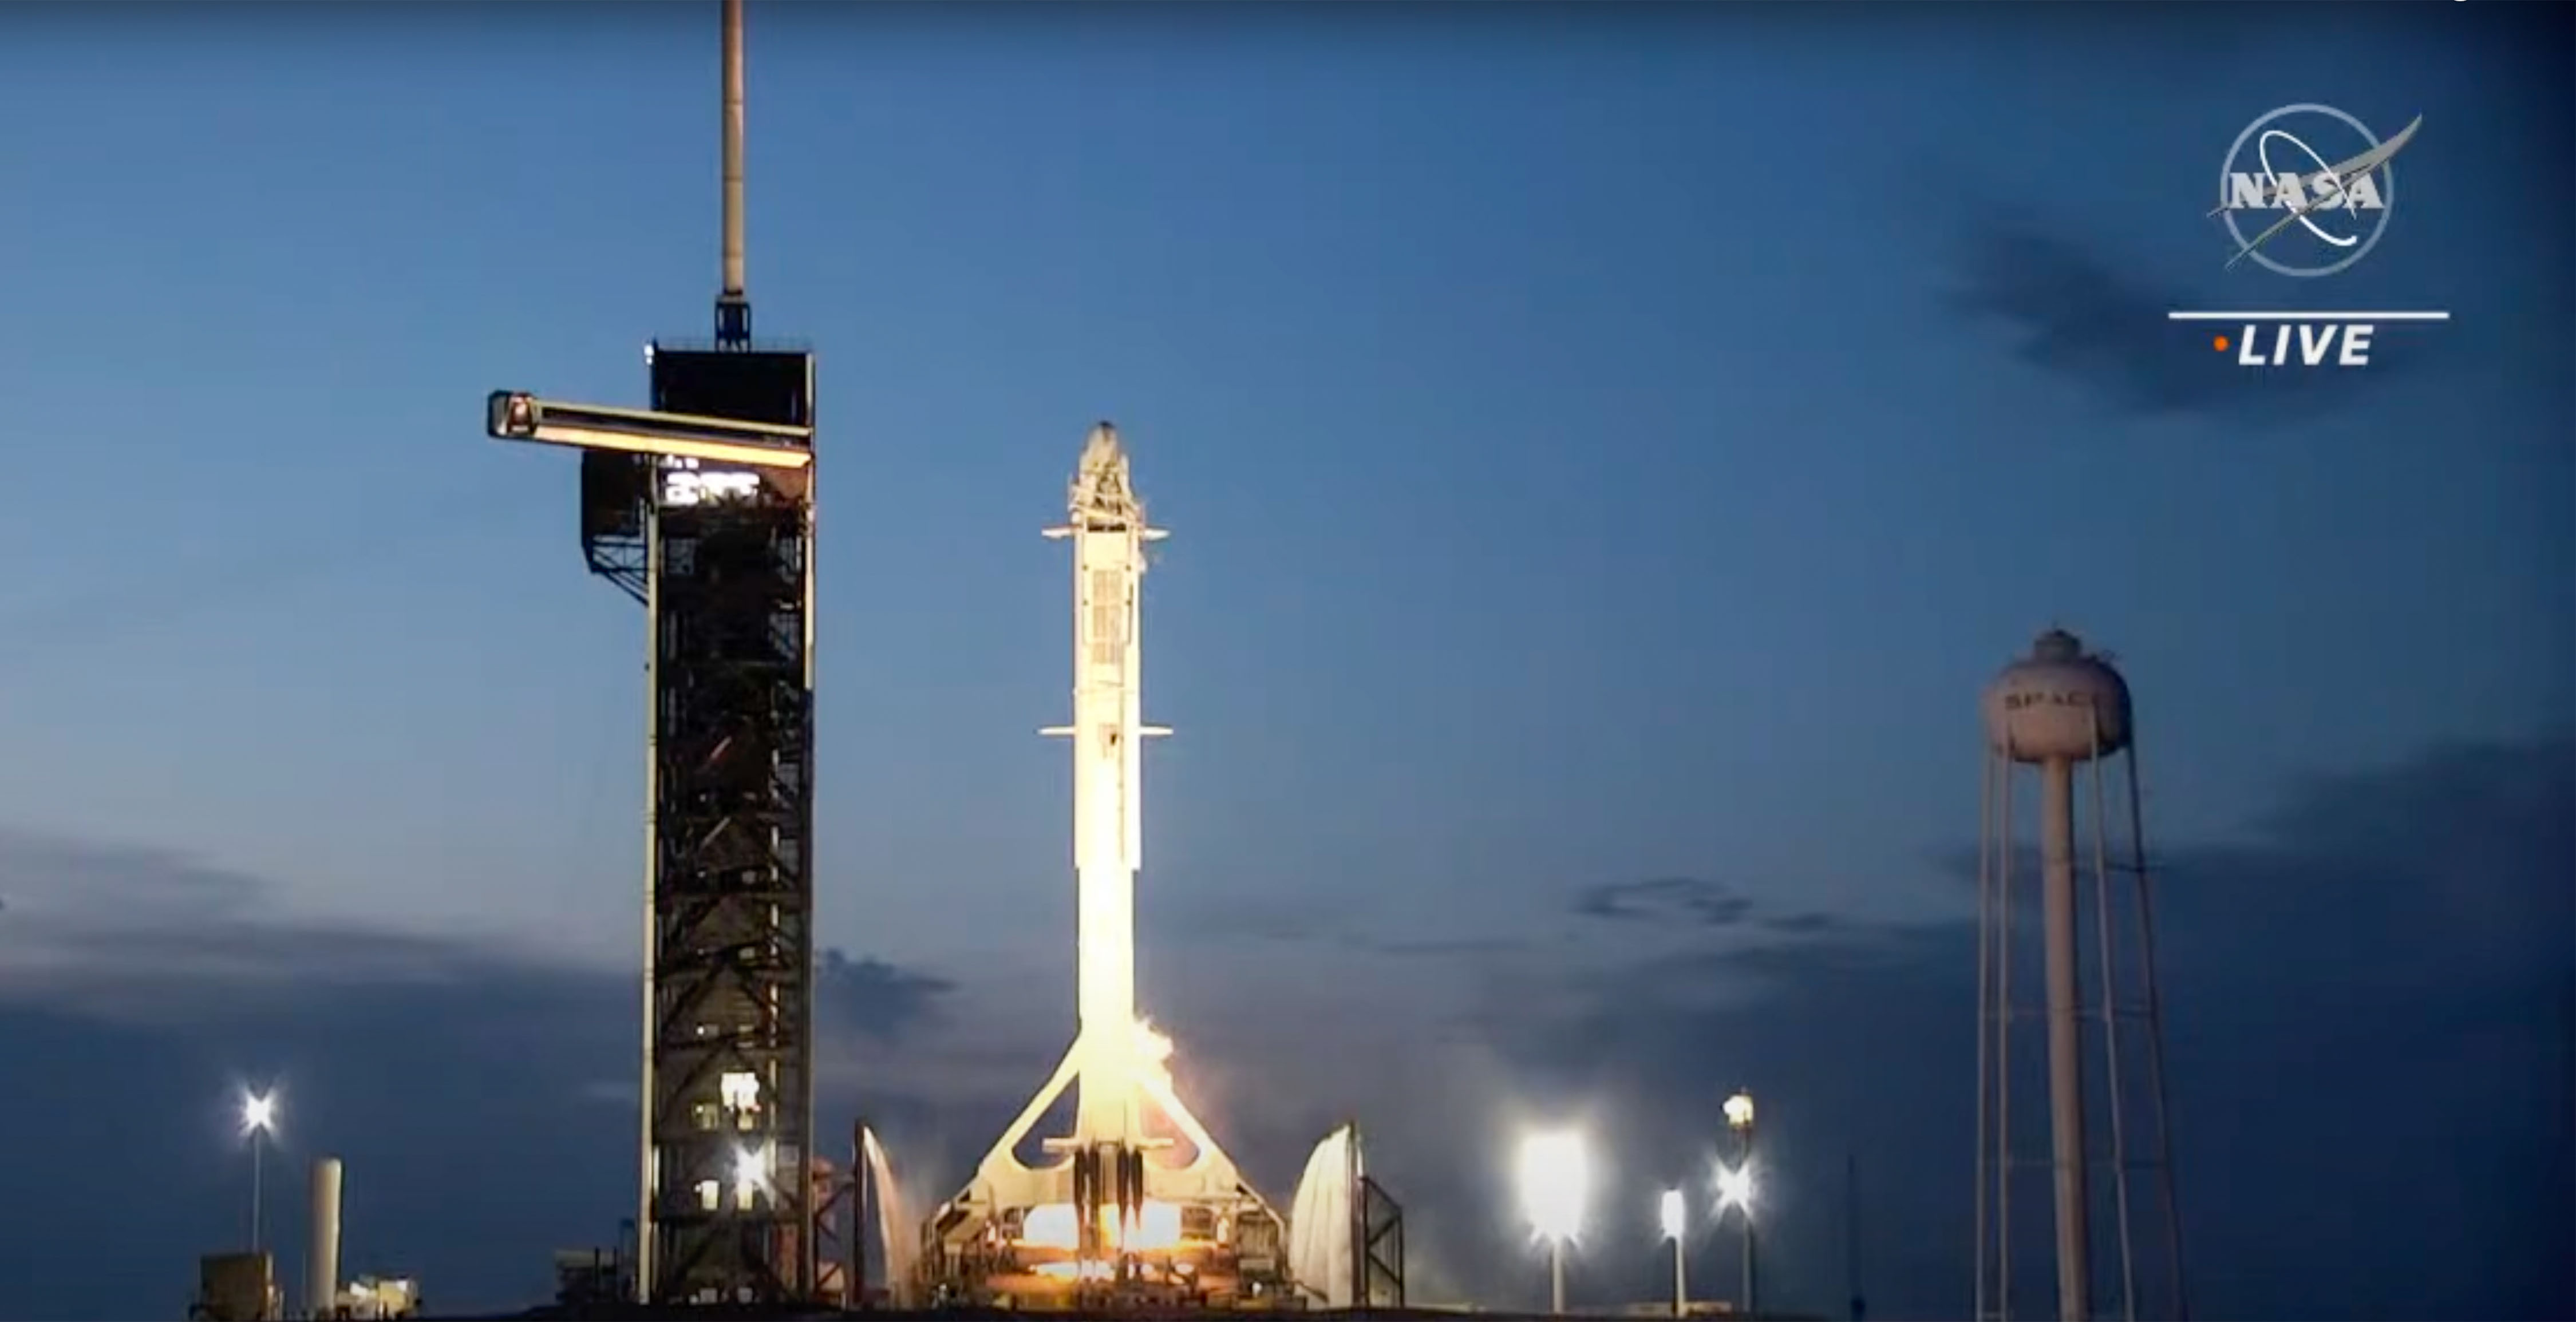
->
[1515,1128,1590,1243]
[1724,1089,1755,1131]
[485,391,814,470]
[733,1142,773,1199]
[1717,1162,1754,1214]
[1660,1188,1686,1240]
[236,1086,279,1255]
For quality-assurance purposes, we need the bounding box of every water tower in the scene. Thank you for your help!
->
[1973,629,2189,1322]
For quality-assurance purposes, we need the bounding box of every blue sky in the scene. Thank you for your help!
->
[0,4,2567,1320]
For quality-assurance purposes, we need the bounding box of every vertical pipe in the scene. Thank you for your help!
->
[2087,741,2138,1322]
[1550,1238,1566,1315]
[792,379,820,1303]
[1674,1229,1687,1317]
[720,0,746,300]
[1349,1124,1366,1307]
[250,1134,265,1256]
[2040,759,2092,1322]
[1997,744,2016,1322]
[1847,1153,1867,1322]
[1974,749,1996,1322]
[308,1158,343,1322]
[1740,1124,1757,1316]
[637,501,663,1304]
[2123,736,2191,1322]
[797,356,821,1300]
[1742,1211,1756,1317]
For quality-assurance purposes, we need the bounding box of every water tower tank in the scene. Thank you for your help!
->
[1982,628,2132,763]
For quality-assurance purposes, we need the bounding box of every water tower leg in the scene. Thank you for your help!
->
[2041,759,2093,1321]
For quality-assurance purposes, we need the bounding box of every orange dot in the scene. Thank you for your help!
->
[2212,334,2231,353]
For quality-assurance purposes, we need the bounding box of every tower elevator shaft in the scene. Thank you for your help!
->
[636,346,819,1305]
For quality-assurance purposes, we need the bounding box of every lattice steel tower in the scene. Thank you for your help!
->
[481,0,819,1304]
[1974,630,2188,1322]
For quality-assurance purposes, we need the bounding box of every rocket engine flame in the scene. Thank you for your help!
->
[1134,1018,1176,1085]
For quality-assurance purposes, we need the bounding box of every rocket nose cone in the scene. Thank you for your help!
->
[1081,422,1125,470]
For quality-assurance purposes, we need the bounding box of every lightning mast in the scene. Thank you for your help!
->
[481,0,821,1305]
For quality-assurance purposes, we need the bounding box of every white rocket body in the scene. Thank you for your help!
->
[1043,422,1169,1149]
[927,423,1279,1299]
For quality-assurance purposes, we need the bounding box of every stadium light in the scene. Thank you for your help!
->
[1717,1162,1754,1214]
[239,1088,279,1254]
[1720,1087,1758,1315]
[1516,1128,1589,1313]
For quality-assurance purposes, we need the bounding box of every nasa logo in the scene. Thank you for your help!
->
[2212,102,2421,279]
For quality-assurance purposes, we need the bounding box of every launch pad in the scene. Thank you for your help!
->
[473,3,1402,1312]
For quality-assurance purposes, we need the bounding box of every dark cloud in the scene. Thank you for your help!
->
[0,826,264,917]
[1942,218,2424,419]
[0,827,954,1043]
[1368,936,1534,958]
[1572,876,1756,928]
[1759,911,1851,937]
[819,950,954,1043]
[0,829,534,1023]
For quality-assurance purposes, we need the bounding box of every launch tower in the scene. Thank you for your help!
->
[480,0,821,1305]
[1974,630,2188,1322]
[920,425,1293,1307]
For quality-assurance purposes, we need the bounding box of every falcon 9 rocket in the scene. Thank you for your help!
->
[919,423,1291,1306]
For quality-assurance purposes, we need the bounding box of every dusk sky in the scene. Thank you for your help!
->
[0,3,2568,1320]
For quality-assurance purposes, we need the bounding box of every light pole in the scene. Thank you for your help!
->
[240,1090,278,1255]
[1724,1089,1757,1317]
[1660,1188,1688,1317]
[1516,1128,1589,1315]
